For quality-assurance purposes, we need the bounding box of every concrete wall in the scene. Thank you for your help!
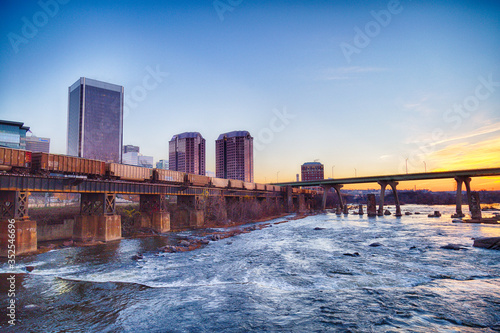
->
[37,219,74,242]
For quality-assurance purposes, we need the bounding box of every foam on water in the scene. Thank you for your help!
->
[1,205,499,332]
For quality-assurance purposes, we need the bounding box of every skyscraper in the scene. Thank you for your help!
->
[67,77,124,163]
[169,132,205,175]
[216,131,253,182]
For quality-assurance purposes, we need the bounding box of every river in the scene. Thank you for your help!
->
[1,204,499,332]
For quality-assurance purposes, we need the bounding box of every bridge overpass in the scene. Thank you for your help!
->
[0,174,312,256]
[275,167,500,217]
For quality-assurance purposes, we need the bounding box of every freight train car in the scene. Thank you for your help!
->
[186,174,211,187]
[153,169,185,184]
[106,163,153,182]
[267,185,281,192]
[228,179,244,189]
[0,147,31,172]
[255,183,266,191]
[210,177,229,188]
[243,182,255,190]
[32,152,105,177]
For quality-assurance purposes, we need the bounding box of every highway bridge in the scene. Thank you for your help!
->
[276,167,500,217]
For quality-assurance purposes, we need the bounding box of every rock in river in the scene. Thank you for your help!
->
[473,237,500,250]
[440,244,467,251]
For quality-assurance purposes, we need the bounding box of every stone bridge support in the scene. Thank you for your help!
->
[173,195,205,230]
[367,194,377,217]
[0,191,36,257]
[284,186,294,212]
[298,194,307,213]
[136,194,170,233]
[74,193,121,242]
[453,177,472,218]
[469,191,482,220]
[377,181,402,217]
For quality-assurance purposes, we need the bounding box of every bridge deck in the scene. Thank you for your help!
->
[0,174,279,197]
[275,167,500,187]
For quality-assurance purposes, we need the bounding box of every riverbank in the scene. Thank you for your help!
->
[35,211,318,256]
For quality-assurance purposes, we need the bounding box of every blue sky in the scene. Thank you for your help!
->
[1,0,499,188]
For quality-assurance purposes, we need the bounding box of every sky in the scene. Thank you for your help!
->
[1,0,499,191]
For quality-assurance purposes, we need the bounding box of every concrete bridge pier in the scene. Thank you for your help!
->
[74,193,121,242]
[333,185,345,211]
[321,185,332,211]
[377,181,402,217]
[0,191,37,257]
[453,176,472,218]
[135,194,170,233]
[173,195,205,230]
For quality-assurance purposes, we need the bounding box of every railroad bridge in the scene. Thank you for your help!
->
[0,174,312,256]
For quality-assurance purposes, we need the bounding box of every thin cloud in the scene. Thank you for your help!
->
[432,122,500,146]
[336,66,388,74]
[379,154,393,160]
[320,66,388,81]
[428,136,500,170]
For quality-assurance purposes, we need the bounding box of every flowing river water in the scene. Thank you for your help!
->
[1,204,499,332]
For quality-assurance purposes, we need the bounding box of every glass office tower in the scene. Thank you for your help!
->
[67,78,124,163]
[0,120,30,149]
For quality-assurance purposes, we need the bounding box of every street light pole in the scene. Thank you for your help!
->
[277,171,280,183]
[332,165,335,178]
[423,161,427,173]
[354,168,357,177]
[405,158,409,174]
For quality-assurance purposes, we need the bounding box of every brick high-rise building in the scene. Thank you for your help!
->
[67,77,124,163]
[301,162,324,191]
[169,132,205,175]
[301,162,324,181]
[216,130,253,182]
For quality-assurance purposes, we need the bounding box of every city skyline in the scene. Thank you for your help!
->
[1,0,499,190]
